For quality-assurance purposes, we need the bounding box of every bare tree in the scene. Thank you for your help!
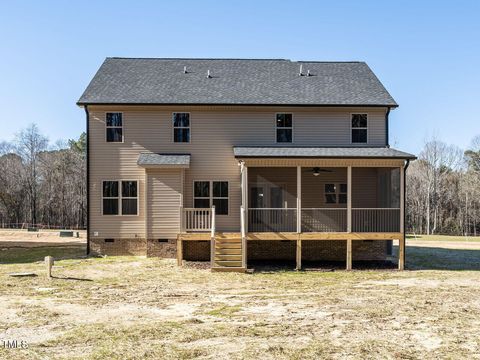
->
[13,124,48,225]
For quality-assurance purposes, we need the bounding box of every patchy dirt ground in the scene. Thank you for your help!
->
[0,229,86,248]
[0,236,480,359]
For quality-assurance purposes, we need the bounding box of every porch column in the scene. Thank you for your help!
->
[347,166,352,232]
[399,165,405,270]
[347,166,352,270]
[297,166,301,233]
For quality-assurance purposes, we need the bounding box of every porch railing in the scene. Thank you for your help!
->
[245,207,400,233]
[301,208,347,232]
[182,208,212,232]
[352,208,400,232]
[248,208,297,232]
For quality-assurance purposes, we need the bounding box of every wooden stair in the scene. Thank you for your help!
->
[211,237,246,272]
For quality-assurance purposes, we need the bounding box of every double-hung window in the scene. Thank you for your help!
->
[325,183,347,204]
[193,181,229,215]
[102,180,138,215]
[106,113,123,142]
[351,114,368,143]
[276,113,293,143]
[173,113,190,143]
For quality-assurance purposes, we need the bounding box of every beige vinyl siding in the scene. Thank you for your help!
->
[88,105,389,237]
[146,169,182,239]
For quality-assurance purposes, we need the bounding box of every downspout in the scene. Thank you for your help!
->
[385,107,390,148]
[403,159,410,267]
[84,105,90,255]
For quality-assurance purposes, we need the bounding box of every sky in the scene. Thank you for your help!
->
[0,0,478,155]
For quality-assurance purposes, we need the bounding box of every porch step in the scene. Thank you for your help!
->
[215,238,242,243]
[213,260,243,267]
[215,243,242,249]
[215,248,242,255]
[211,267,246,273]
[212,236,244,271]
[214,254,242,261]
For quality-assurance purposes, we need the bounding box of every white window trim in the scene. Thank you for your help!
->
[105,112,124,143]
[172,112,191,143]
[324,182,347,205]
[350,113,368,144]
[101,179,139,216]
[193,180,230,215]
[275,113,294,144]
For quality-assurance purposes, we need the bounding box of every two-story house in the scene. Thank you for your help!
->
[77,58,415,272]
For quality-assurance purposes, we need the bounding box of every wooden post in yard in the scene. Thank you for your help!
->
[45,256,54,278]
[346,239,352,271]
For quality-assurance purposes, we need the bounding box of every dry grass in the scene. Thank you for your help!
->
[0,238,480,359]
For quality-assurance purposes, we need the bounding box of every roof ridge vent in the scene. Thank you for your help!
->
[207,69,211,78]
[299,64,303,76]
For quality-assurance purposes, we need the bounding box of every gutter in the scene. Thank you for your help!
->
[385,107,391,148]
[403,159,410,267]
[84,105,90,255]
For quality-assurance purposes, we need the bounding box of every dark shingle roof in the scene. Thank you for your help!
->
[78,58,397,106]
[233,147,416,160]
[137,153,190,167]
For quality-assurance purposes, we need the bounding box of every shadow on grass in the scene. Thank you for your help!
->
[248,259,397,272]
[51,275,93,282]
[0,245,86,264]
[398,245,480,271]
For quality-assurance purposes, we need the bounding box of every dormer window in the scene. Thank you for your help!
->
[351,114,368,143]
[276,113,293,143]
[106,113,123,142]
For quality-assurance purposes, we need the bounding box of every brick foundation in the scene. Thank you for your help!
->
[146,239,177,258]
[183,241,210,261]
[89,238,147,256]
[89,238,178,257]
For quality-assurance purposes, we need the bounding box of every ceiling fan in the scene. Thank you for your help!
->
[303,167,333,176]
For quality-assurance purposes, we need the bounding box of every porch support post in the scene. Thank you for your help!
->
[347,166,352,270]
[177,237,183,266]
[346,238,352,271]
[399,165,405,270]
[296,236,302,270]
[297,166,301,233]
[347,166,352,233]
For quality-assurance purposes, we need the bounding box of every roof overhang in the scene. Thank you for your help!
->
[137,153,190,168]
[233,147,417,160]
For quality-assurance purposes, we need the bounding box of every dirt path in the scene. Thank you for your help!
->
[407,239,480,250]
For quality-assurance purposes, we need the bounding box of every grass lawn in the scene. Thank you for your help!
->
[1,240,480,359]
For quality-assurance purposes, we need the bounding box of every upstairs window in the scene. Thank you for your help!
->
[102,180,138,215]
[351,114,367,143]
[276,113,293,143]
[194,181,229,215]
[106,113,123,142]
[173,113,190,143]
[325,183,347,204]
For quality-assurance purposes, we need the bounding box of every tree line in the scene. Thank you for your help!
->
[406,135,480,236]
[0,124,479,235]
[0,124,86,229]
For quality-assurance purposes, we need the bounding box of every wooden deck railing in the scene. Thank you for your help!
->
[182,208,213,232]
[246,207,400,233]
[352,208,400,232]
[301,208,347,232]
[248,208,297,232]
